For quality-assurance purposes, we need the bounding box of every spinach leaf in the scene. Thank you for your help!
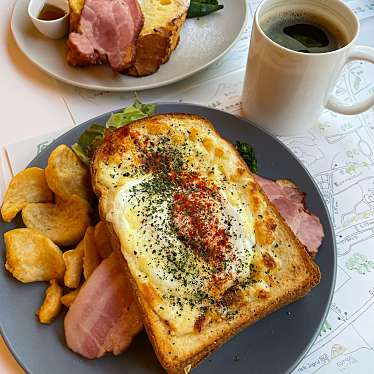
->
[236,141,258,173]
[187,0,224,18]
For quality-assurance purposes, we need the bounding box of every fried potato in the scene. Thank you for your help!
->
[1,167,53,222]
[83,227,101,280]
[63,240,84,288]
[37,280,63,324]
[94,221,113,259]
[45,144,91,201]
[22,195,91,246]
[4,228,65,283]
[61,288,80,308]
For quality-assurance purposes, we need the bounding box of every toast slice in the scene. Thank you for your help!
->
[126,0,190,76]
[68,0,84,32]
[92,114,320,373]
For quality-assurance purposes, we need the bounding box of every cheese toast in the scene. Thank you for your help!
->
[127,0,190,76]
[92,114,321,373]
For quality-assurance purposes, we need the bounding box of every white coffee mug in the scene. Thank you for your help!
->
[241,0,374,136]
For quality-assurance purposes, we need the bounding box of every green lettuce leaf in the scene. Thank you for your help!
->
[236,141,257,173]
[72,98,156,165]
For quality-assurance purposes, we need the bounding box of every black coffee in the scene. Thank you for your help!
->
[261,11,347,53]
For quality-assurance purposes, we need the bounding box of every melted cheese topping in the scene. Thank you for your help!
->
[138,0,190,35]
[102,119,260,336]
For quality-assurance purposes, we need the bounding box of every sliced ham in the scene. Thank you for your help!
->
[67,0,144,71]
[64,253,142,359]
[254,175,324,255]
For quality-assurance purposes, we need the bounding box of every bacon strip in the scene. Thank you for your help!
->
[255,175,324,254]
[64,253,142,359]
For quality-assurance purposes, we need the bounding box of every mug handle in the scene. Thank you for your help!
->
[326,45,374,115]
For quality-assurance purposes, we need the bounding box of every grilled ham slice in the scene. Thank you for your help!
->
[66,0,144,71]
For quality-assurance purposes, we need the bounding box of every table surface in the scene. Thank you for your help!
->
[0,1,72,372]
[1,0,374,373]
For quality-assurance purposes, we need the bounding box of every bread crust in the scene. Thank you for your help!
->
[68,0,85,32]
[126,9,188,77]
[92,114,321,373]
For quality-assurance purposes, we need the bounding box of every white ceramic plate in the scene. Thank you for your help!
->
[11,0,248,91]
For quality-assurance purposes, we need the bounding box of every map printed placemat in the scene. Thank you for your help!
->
[1,1,374,373]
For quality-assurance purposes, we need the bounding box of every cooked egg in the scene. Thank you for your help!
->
[104,121,257,335]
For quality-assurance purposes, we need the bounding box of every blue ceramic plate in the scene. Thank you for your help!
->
[0,104,336,374]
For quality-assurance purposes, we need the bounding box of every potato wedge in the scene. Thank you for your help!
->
[83,227,101,280]
[45,144,91,201]
[4,228,65,283]
[1,167,53,222]
[63,240,84,288]
[61,288,80,308]
[22,195,91,246]
[94,221,113,259]
[37,280,63,324]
